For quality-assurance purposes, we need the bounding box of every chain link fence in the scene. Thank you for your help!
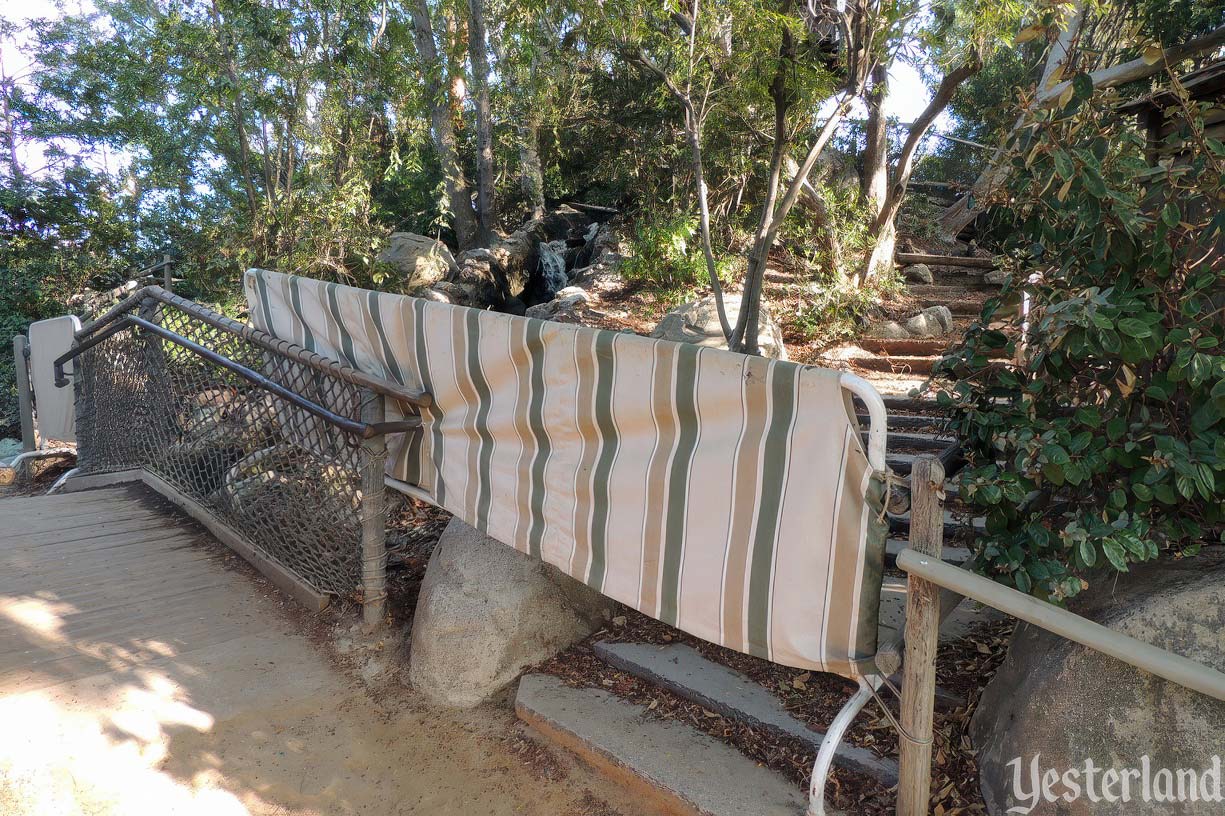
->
[68,289,426,612]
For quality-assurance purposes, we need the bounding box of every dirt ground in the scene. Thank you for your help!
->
[0,484,638,816]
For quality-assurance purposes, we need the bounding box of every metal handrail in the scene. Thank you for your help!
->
[54,314,421,440]
[77,286,432,409]
[896,547,1225,702]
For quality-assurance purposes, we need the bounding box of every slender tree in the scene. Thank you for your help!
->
[408,0,480,250]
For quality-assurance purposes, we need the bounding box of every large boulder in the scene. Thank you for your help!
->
[377,232,459,288]
[972,550,1225,815]
[407,518,613,708]
[902,263,934,284]
[652,294,788,360]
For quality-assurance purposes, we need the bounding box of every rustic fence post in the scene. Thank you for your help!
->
[897,453,946,816]
[13,335,35,452]
[359,390,388,628]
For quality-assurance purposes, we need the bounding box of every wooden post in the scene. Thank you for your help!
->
[13,335,36,451]
[359,390,388,628]
[897,454,945,816]
[161,253,173,292]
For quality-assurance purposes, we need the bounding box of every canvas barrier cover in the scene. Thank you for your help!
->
[245,269,888,676]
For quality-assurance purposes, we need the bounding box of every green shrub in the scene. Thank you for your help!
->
[793,268,904,347]
[622,212,734,298]
[932,76,1225,602]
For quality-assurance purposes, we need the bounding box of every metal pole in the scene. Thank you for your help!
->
[161,253,173,292]
[359,390,388,628]
[897,454,945,816]
[13,335,36,452]
[896,548,1225,703]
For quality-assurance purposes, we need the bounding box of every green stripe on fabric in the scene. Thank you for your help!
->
[525,320,551,559]
[367,290,405,385]
[587,330,619,590]
[745,362,799,659]
[413,298,446,505]
[288,277,316,352]
[325,283,358,366]
[659,342,701,626]
[253,270,274,333]
[465,308,496,531]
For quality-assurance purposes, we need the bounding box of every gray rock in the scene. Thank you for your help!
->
[903,263,934,284]
[972,550,1225,815]
[525,287,589,322]
[652,294,788,360]
[591,223,623,261]
[456,246,497,265]
[376,232,458,287]
[421,287,451,304]
[904,305,954,337]
[869,320,911,340]
[984,268,1010,286]
[407,518,613,708]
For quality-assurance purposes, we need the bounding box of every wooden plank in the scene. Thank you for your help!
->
[897,455,945,816]
[1,543,221,589]
[139,469,329,613]
[896,251,996,269]
[2,517,190,548]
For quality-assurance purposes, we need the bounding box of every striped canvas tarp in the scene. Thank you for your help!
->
[245,269,888,676]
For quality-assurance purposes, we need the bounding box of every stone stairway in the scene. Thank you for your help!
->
[835,254,1009,398]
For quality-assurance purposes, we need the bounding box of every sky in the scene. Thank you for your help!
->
[3,0,947,181]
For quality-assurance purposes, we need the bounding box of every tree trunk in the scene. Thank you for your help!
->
[518,125,545,219]
[862,56,982,283]
[467,0,496,244]
[735,92,855,353]
[208,0,261,223]
[631,45,732,341]
[861,63,889,217]
[408,0,479,250]
[732,41,793,355]
[0,51,25,185]
[683,106,733,341]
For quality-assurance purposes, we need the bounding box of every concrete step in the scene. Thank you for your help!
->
[848,355,938,375]
[878,431,957,452]
[885,537,972,567]
[924,298,988,316]
[855,337,951,356]
[886,444,964,477]
[857,412,950,433]
[887,507,983,539]
[896,251,995,270]
[515,673,810,816]
[882,395,940,413]
[592,641,900,787]
[906,284,993,300]
[877,579,1005,644]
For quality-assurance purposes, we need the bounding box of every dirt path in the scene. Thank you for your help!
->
[0,485,633,816]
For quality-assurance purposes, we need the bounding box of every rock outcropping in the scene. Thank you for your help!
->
[972,550,1225,815]
[376,232,459,288]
